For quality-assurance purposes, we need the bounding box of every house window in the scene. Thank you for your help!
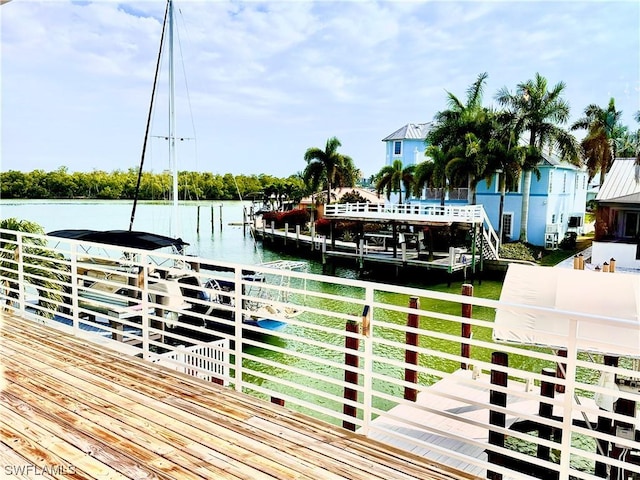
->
[551,214,556,224]
[582,174,586,189]
[563,172,567,193]
[548,171,553,193]
[394,141,402,155]
[560,213,563,224]
[501,212,514,240]
[623,212,640,238]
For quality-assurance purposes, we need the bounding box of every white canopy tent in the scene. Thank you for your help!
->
[493,264,640,357]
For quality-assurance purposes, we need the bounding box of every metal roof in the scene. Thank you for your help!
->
[381,123,431,141]
[595,158,640,202]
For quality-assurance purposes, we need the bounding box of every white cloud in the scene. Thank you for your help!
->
[1,0,639,178]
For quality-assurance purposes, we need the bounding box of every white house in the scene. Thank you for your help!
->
[591,157,640,269]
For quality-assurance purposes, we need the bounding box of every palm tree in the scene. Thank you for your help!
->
[428,72,489,151]
[427,72,494,204]
[303,137,354,205]
[495,73,580,243]
[571,98,623,186]
[485,110,528,243]
[375,159,415,204]
[1,218,69,318]
[414,145,449,206]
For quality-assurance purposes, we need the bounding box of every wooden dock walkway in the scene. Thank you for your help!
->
[0,313,479,480]
[366,369,601,478]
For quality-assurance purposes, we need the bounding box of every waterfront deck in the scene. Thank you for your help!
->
[0,313,477,480]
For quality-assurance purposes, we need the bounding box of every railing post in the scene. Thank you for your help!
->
[461,283,473,369]
[343,319,360,431]
[233,267,244,393]
[488,351,508,480]
[16,232,26,317]
[404,296,419,402]
[70,243,80,335]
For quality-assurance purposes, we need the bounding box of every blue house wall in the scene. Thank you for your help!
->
[381,123,588,247]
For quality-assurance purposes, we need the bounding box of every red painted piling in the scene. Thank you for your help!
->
[343,319,360,431]
[488,351,508,480]
[404,296,419,402]
[555,349,567,393]
[461,284,473,369]
[537,368,556,461]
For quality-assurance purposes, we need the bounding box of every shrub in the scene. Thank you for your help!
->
[498,242,537,262]
[262,209,309,228]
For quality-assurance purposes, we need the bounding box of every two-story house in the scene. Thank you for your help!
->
[381,123,588,248]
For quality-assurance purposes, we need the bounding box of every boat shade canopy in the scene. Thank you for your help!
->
[47,229,189,251]
[493,264,640,357]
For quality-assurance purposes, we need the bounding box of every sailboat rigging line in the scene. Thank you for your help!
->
[129,0,170,232]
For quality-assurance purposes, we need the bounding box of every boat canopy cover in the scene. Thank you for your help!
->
[47,229,189,251]
[493,264,640,357]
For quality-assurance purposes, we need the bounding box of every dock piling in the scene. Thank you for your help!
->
[404,296,420,402]
[343,319,360,431]
[488,351,508,480]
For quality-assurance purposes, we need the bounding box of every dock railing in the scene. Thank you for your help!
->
[324,202,485,222]
[2,227,639,480]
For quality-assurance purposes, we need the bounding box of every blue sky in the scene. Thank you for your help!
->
[1,0,639,179]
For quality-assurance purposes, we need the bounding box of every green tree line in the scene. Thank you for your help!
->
[1,167,306,202]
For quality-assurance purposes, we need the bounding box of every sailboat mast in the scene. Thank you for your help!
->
[168,0,180,238]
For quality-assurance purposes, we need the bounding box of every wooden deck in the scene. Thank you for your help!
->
[0,313,479,480]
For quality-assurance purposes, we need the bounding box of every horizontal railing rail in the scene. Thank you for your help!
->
[324,202,485,222]
[1,227,639,480]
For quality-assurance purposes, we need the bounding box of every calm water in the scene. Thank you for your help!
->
[2,199,515,419]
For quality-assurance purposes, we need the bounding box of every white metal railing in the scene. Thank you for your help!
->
[1,227,640,480]
[324,202,485,222]
[151,340,229,385]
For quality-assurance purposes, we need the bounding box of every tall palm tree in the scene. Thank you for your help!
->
[414,145,449,206]
[571,98,623,186]
[303,137,354,205]
[375,159,415,204]
[1,218,69,318]
[485,110,528,243]
[495,73,580,243]
[428,72,489,151]
[427,72,494,204]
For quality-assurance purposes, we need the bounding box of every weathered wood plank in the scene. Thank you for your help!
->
[1,313,478,480]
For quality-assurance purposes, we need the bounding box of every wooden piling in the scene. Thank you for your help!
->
[343,319,360,431]
[211,205,214,233]
[461,284,473,369]
[609,257,616,273]
[488,351,508,480]
[537,368,556,461]
[197,205,200,235]
[404,296,420,402]
[595,356,619,477]
[555,349,567,393]
[219,204,223,231]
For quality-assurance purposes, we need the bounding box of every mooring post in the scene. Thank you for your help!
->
[219,204,223,231]
[555,349,567,393]
[296,224,300,248]
[461,283,473,369]
[404,296,420,402]
[343,319,360,431]
[537,368,556,462]
[197,205,200,235]
[488,351,508,480]
[284,222,288,245]
[211,205,214,233]
[595,355,619,477]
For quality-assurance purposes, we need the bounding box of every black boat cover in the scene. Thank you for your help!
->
[47,229,189,251]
